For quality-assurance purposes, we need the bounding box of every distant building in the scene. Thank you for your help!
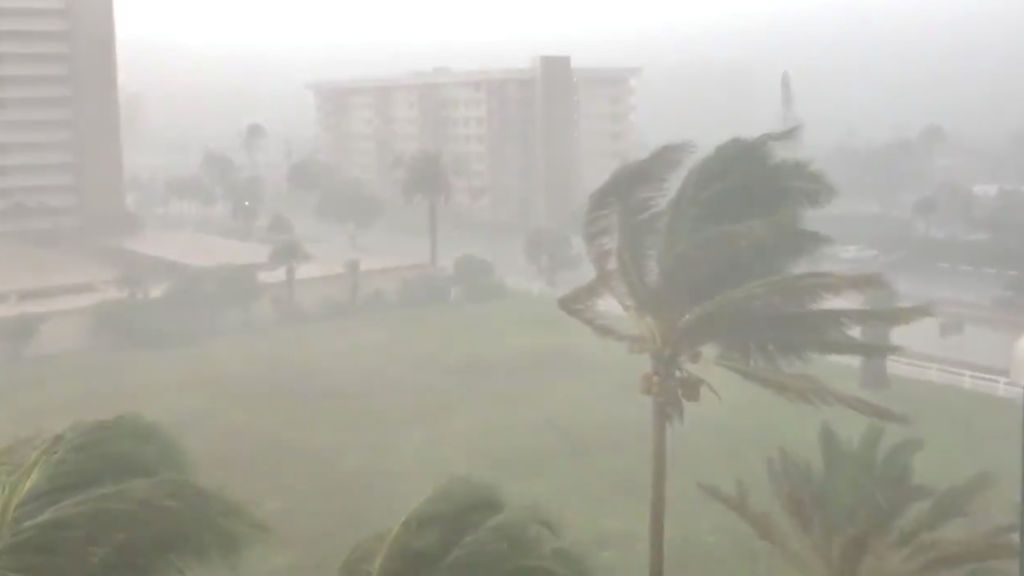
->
[0,0,126,234]
[311,56,638,225]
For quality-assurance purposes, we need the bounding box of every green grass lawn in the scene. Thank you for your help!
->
[1,298,1020,576]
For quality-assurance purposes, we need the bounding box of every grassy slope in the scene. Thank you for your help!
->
[0,298,1019,576]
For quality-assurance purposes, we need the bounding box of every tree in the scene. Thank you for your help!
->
[339,478,590,576]
[317,183,384,249]
[268,238,310,307]
[525,228,582,287]
[199,150,239,198]
[266,212,295,238]
[700,423,1018,576]
[402,152,450,268]
[287,155,336,195]
[558,128,929,576]
[242,122,269,170]
[0,415,264,576]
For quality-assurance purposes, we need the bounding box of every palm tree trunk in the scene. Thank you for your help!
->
[649,396,668,576]
[428,198,439,268]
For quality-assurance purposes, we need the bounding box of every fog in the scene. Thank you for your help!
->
[116,0,1024,156]
[2,2,1023,576]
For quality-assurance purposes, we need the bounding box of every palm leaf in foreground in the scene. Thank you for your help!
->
[339,478,590,576]
[0,415,264,576]
[700,424,1018,576]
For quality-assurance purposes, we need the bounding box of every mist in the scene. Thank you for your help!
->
[2,2,1023,576]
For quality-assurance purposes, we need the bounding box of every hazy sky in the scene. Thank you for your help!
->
[113,0,1024,166]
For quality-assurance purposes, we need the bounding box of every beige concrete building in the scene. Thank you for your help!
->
[0,0,125,234]
[311,56,637,225]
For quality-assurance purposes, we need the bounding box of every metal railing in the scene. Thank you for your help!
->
[884,355,1022,400]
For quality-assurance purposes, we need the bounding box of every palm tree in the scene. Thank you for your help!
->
[700,423,1018,576]
[402,152,450,268]
[339,478,590,576]
[558,128,929,576]
[0,415,264,576]
[268,237,311,307]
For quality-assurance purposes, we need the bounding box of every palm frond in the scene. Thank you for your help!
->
[705,423,1017,576]
[557,278,646,346]
[716,360,910,424]
[373,478,505,576]
[671,271,922,355]
[663,129,835,251]
[582,143,693,275]
[698,480,809,573]
[342,479,591,576]
[438,508,588,576]
[0,416,264,576]
[660,210,832,315]
[581,143,693,312]
[338,532,390,576]
[0,477,265,576]
[895,473,996,548]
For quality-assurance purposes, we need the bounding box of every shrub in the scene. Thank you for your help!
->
[452,254,506,302]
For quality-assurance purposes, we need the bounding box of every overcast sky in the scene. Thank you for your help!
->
[112,0,1024,161]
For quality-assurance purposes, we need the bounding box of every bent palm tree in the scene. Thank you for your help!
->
[700,423,1018,576]
[340,478,590,576]
[0,415,264,576]
[402,152,451,268]
[558,128,929,576]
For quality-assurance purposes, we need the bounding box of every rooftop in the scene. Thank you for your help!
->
[311,65,639,92]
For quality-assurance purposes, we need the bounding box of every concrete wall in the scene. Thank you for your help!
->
[67,0,125,224]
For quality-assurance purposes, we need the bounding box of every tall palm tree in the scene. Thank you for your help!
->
[700,423,1018,576]
[402,152,450,268]
[0,415,264,576]
[558,128,929,576]
[268,237,311,307]
[339,478,590,576]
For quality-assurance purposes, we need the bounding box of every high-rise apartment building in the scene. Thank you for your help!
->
[0,0,125,233]
[311,57,637,225]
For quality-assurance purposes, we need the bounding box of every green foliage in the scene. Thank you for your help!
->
[700,423,1018,576]
[0,415,264,576]
[452,254,506,302]
[560,128,928,420]
[340,478,590,576]
[525,228,581,287]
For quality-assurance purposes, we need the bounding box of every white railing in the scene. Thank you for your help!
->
[885,356,1022,401]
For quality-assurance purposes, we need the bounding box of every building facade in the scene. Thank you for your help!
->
[311,57,637,225]
[0,0,125,234]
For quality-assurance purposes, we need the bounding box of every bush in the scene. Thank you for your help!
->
[452,254,506,302]
[94,268,262,348]
[398,274,452,307]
